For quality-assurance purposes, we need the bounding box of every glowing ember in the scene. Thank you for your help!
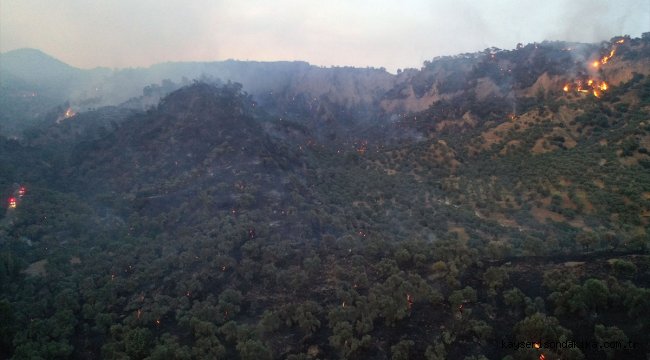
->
[567,79,609,97]
[533,342,541,349]
[64,107,76,118]
[564,39,622,98]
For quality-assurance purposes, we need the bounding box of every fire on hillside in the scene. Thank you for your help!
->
[563,38,624,98]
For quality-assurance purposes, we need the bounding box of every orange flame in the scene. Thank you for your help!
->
[533,342,541,349]
[64,107,76,119]
[564,39,621,98]
[600,49,616,65]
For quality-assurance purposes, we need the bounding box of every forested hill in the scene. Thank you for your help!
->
[1,35,650,359]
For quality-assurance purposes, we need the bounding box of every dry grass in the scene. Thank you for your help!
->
[22,259,47,277]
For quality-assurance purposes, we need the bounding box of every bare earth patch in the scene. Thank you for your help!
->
[22,259,48,277]
[531,207,566,223]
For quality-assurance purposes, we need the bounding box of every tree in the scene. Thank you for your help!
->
[236,339,272,360]
[149,333,191,360]
[549,284,588,317]
[425,340,446,360]
[503,288,526,315]
[514,313,584,360]
[291,301,322,335]
[124,328,152,359]
[594,324,628,359]
[391,339,414,360]
[328,321,372,358]
[448,286,477,309]
[609,259,637,278]
[582,279,609,312]
[576,232,598,251]
[258,310,282,335]
[0,300,16,351]
[482,267,509,297]
[514,313,571,343]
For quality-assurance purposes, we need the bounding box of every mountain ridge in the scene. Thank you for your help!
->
[1,35,650,359]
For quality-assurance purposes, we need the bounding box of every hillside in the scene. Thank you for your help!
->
[1,35,650,359]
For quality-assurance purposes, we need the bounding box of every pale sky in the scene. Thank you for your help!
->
[1,0,648,72]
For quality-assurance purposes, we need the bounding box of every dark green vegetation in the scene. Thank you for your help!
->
[1,36,650,359]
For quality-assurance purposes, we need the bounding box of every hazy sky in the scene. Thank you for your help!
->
[1,0,648,72]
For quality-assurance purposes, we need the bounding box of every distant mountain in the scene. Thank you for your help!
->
[4,36,650,139]
[0,48,82,83]
[0,49,397,137]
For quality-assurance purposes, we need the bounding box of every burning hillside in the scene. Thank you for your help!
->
[563,78,608,98]
[563,37,627,98]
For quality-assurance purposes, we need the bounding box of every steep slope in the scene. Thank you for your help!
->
[368,44,650,253]
[1,36,649,360]
[67,82,316,238]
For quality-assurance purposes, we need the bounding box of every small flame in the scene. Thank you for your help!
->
[533,342,541,349]
[599,82,608,91]
[563,84,570,92]
[600,49,616,65]
[64,107,76,118]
